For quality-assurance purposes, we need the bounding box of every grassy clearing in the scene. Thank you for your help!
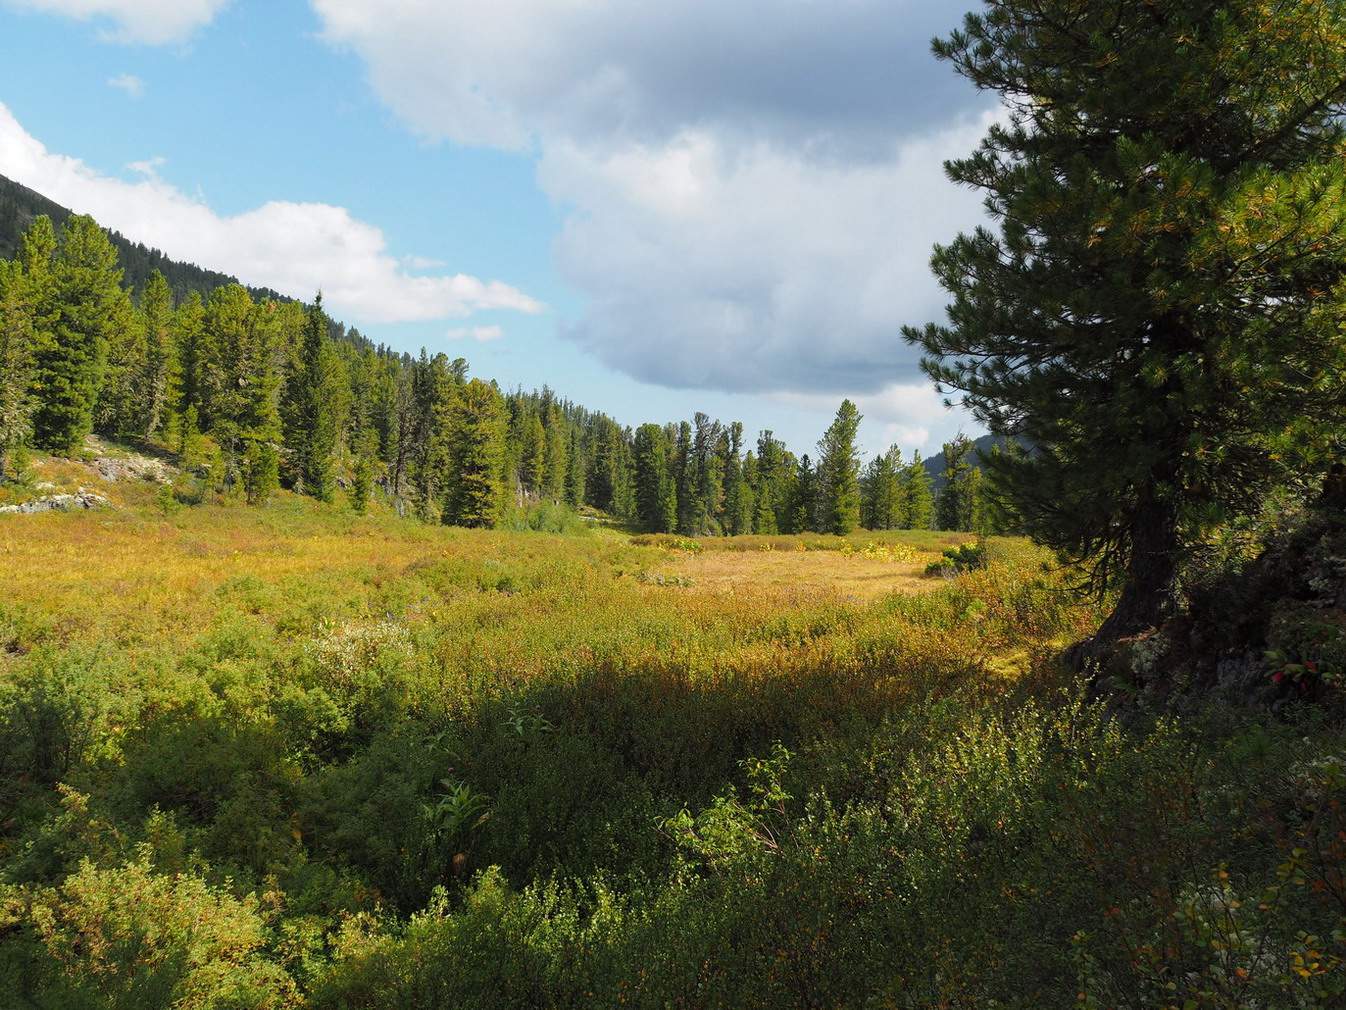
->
[632,528,982,599]
[654,544,940,599]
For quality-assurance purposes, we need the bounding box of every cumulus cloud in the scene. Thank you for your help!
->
[445,325,504,343]
[311,0,995,403]
[107,72,145,97]
[543,118,991,394]
[311,0,978,157]
[0,103,545,325]
[2,0,231,44]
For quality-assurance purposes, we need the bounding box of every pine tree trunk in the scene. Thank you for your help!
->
[1085,495,1179,658]
[1319,462,1346,511]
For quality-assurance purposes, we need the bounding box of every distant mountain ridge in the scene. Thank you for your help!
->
[0,173,285,306]
[923,432,1024,488]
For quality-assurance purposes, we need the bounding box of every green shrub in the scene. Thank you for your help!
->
[503,503,591,535]
[471,729,664,885]
[924,538,988,577]
[0,851,298,1009]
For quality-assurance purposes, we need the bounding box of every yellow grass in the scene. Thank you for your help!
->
[657,547,945,600]
[0,501,457,650]
[1,487,1080,723]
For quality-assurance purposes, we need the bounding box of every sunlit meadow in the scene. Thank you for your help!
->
[2,471,1344,1007]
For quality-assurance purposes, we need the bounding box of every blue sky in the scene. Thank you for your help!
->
[0,0,997,460]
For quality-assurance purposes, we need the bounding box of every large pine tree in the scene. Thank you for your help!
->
[906,0,1346,647]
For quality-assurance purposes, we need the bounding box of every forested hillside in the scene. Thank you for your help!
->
[0,174,284,306]
[0,199,995,537]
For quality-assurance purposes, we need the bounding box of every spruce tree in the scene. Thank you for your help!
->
[136,271,175,439]
[543,405,569,504]
[903,451,935,531]
[349,457,373,514]
[721,421,753,536]
[688,412,724,535]
[862,446,903,531]
[343,344,385,502]
[906,0,1346,645]
[282,294,342,501]
[31,215,128,453]
[442,378,508,527]
[753,431,789,535]
[935,435,982,533]
[408,351,459,521]
[737,450,758,536]
[633,422,678,533]
[673,420,695,534]
[587,415,634,517]
[816,399,862,535]
[366,350,401,467]
[95,284,146,439]
[520,413,547,500]
[564,427,586,509]
[14,217,55,463]
[0,260,34,478]
[385,369,418,509]
[172,291,205,442]
[790,455,817,534]
[97,268,176,441]
[199,285,282,494]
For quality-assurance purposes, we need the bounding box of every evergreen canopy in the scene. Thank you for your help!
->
[906,0,1346,645]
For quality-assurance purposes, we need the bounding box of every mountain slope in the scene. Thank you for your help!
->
[0,172,284,305]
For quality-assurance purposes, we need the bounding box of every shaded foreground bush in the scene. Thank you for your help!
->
[309,703,1346,1008]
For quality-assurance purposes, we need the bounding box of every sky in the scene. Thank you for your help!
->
[0,0,1000,461]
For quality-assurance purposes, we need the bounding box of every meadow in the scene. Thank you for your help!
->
[1,480,1345,1007]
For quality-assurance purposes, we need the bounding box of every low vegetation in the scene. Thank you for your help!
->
[0,455,1343,1006]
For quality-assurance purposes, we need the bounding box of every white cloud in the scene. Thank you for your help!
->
[0,103,545,325]
[445,325,505,343]
[2,0,230,44]
[402,254,446,270]
[126,156,164,178]
[769,382,965,458]
[310,0,996,414]
[542,116,993,394]
[107,72,145,97]
[311,0,978,155]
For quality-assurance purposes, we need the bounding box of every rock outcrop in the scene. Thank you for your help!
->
[0,491,112,514]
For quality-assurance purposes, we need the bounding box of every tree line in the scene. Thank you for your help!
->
[0,212,990,532]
